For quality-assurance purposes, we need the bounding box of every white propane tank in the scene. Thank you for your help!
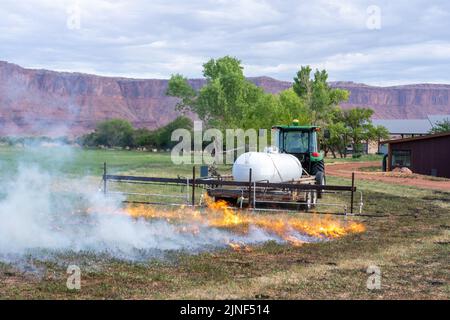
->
[232,151,302,183]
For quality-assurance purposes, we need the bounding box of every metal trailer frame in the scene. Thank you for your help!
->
[102,163,362,215]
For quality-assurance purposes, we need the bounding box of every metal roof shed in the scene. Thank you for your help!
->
[372,119,432,135]
[382,132,450,178]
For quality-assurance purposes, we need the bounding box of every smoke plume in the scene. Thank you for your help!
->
[0,162,282,262]
[0,145,364,266]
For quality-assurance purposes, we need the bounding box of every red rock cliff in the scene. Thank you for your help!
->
[1,61,449,136]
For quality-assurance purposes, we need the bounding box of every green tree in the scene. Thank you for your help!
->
[342,108,374,154]
[276,88,310,125]
[429,119,450,134]
[156,116,193,149]
[167,56,271,130]
[327,122,351,158]
[370,125,390,153]
[293,66,349,125]
[321,108,386,158]
[92,119,134,147]
[130,117,193,149]
[132,128,158,148]
[166,74,197,112]
[81,117,193,149]
[80,132,97,147]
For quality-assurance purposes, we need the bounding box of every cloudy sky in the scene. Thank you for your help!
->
[1,0,449,85]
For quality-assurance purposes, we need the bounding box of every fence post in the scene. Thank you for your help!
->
[248,168,253,209]
[192,166,196,207]
[103,162,107,195]
[253,181,256,209]
[350,172,355,214]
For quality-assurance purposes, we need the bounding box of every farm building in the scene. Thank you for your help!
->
[372,119,432,137]
[373,114,450,138]
[383,132,450,178]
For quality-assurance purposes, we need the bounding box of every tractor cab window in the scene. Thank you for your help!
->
[284,131,309,153]
[309,131,318,153]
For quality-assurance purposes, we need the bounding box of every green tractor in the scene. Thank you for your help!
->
[207,119,329,209]
[272,120,327,196]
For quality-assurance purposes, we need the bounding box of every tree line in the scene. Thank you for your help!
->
[80,116,193,149]
[81,56,450,156]
[167,56,390,158]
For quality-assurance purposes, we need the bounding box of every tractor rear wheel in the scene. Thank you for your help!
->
[315,171,326,198]
[311,160,325,175]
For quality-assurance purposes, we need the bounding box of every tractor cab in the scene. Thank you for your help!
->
[272,120,325,176]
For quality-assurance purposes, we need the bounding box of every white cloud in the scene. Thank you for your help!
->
[196,0,280,25]
[0,0,449,85]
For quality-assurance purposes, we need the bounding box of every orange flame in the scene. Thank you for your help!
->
[284,236,305,247]
[228,241,253,252]
[122,194,365,250]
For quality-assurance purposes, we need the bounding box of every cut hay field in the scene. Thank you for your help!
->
[0,146,448,299]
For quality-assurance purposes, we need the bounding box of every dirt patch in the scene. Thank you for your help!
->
[326,161,450,191]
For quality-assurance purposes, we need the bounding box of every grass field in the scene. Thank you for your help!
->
[0,146,383,177]
[0,145,196,177]
[0,146,448,299]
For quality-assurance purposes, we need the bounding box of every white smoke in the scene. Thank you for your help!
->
[0,162,301,263]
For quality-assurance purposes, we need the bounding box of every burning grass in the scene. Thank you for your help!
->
[123,195,366,251]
